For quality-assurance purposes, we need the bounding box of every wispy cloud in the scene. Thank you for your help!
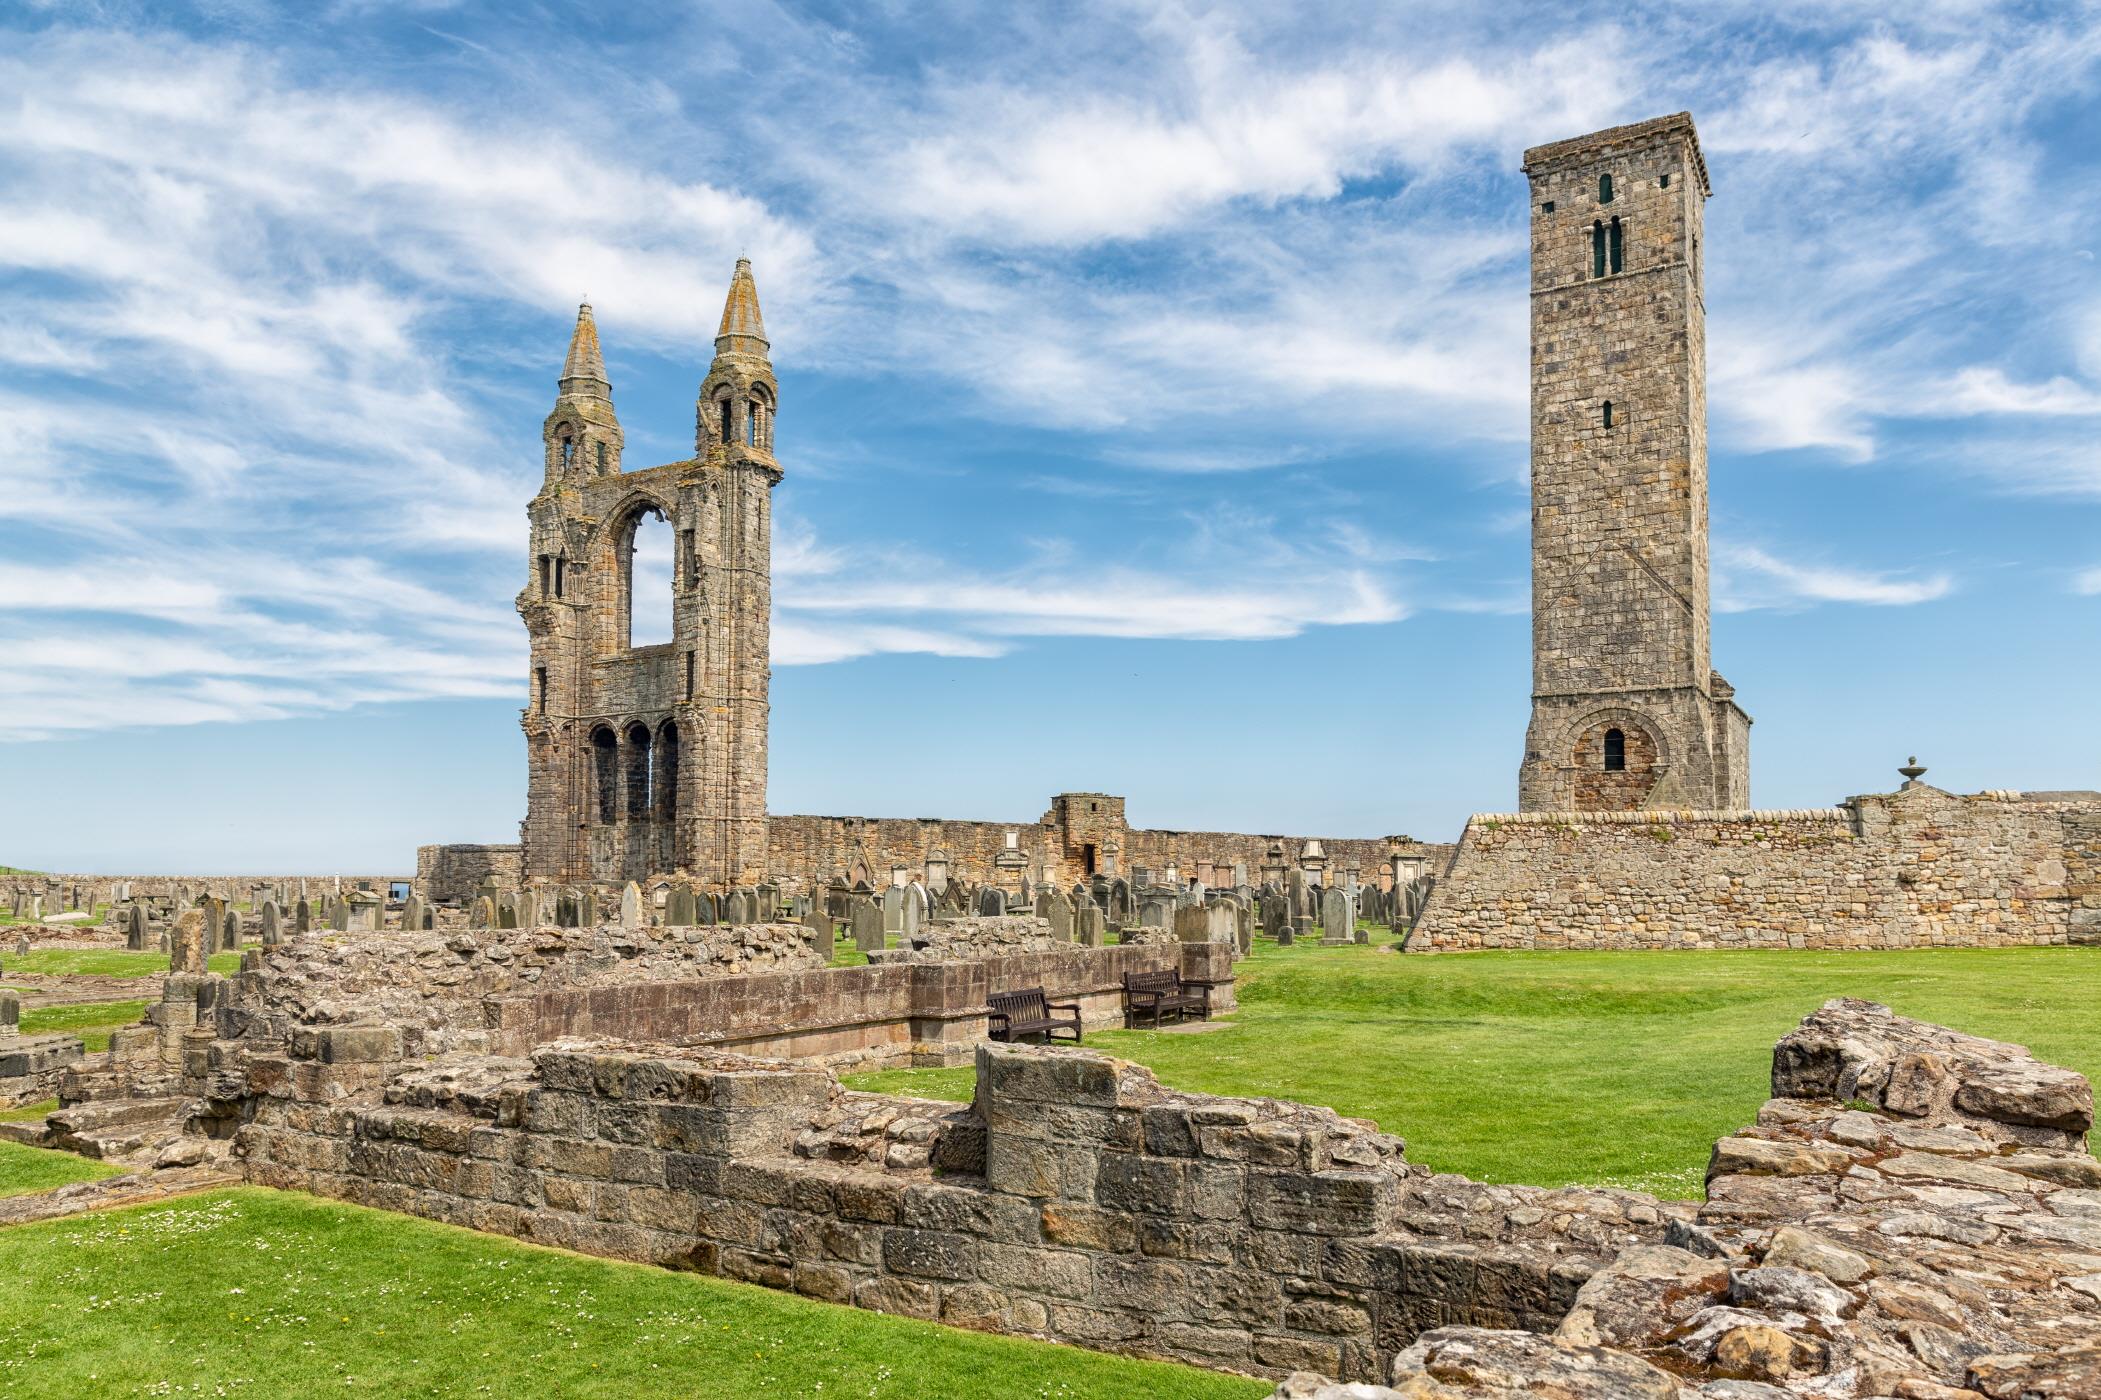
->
[1716,544,1955,611]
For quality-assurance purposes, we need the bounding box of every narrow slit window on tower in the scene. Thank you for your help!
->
[1598,173,1614,203]
[553,558,566,599]
[1591,221,1606,278]
[1602,400,1614,429]
[1608,216,1624,274]
[745,401,756,446]
[684,650,694,700]
[534,666,547,712]
[1604,728,1626,772]
[1659,172,1671,188]
[596,441,607,472]
[718,397,731,444]
[560,434,574,468]
[539,555,551,597]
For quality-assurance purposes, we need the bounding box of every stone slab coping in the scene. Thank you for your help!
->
[1467,808,1849,825]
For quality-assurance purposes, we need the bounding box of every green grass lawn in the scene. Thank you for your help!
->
[0,1187,1264,1399]
[0,1140,122,1199]
[845,941,2101,1199]
[17,1000,148,1052]
[0,948,240,979]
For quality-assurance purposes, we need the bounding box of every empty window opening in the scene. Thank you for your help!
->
[679,529,696,586]
[559,432,574,469]
[1541,200,1554,213]
[1602,400,1614,429]
[717,397,732,444]
[1082,843,1098,876]
[744,400,757,446]
[683,650,695,700]
[553,558,566,599]
[539,555,551,597]
[1591,221,1606,278]
[1659,173,1671,188]
[654,721,679,822]
[1604,728,1626,772]
[1598,173,1614,203]
[591,728,618,823]
[534,666,547,712]
[624,723,653,819]
[1609,216,1624,274]
[624,507,675,648]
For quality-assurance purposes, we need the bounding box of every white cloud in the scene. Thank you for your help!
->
[1717,544,1954,611]
[2074,566,2101,597]
[1930,368,2101,417]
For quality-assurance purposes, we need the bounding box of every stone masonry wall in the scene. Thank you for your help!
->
[415,845,523,902]
[1412,786,2101,951]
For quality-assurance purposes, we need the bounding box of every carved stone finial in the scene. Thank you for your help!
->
[1898,756,1928,787]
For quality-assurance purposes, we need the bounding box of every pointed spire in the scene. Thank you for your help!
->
[558,301,612,402]
[714,259,769,359]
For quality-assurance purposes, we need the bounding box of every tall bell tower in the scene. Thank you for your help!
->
[1517,113,1750,813]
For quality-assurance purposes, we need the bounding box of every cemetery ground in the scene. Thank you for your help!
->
[844,939,2101,1199]
[0,1188,1265,1399]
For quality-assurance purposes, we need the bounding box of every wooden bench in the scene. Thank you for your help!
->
[986,986,1082,1045]
[1122,969,1211,1029]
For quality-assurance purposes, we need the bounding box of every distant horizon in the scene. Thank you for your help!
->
[3,4,2096,871]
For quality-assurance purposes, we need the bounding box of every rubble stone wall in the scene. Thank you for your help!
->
[1413,788,2101,951]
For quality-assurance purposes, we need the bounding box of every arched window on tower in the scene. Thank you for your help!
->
[1609,216,1624,274]
[716,395,732,445]
[624,507,674,648]
[744,398,757,446]
[624,722,653,819]
[596,441,607,473]
[1591,221,1606,279]
[591,728,618,823]
[559,430,575,469]
[1599,173,1614,203]
[1604,728,1626,772]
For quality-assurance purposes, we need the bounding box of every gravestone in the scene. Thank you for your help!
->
[329,896,350,933]
[851,898,884,953]
[127,903,148,951]
[756,881,781,918]
[1276,924,1295,947]
[975,886,1006,917]
[882,886,905,936]
[1139,895,1174,932]
[727,889,755,925]
[555,891,579,928]
[295,898,312,934]
[1320,886,1356,946]
[401,895,425,933]
[1107,879,1132,925]
[667,884,696,927]
[27,895,41,922]
[902,882,927,943]
[579,892,599,927]
[801,903,831,958]
[496,893,519,931]
[620,882,643,932]
[1173,903,1210,943]
[1075,903,1104,947]
[0,989,15,1033]
[170,909,208,973]
[696,891,719,925]
[1044,889,1074,942]
[469,895,495,929]
[261,901,283,945]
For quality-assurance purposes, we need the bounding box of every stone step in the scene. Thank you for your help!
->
[46,1097,189,1160]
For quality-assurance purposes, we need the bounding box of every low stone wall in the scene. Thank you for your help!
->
[1412,786,2101,951]
[8,874,406,909]
[414,845,523,902]
[506,941,1236,1069]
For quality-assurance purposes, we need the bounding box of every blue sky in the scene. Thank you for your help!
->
[2,1,2098,872]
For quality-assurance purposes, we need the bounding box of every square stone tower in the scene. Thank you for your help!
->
[518,261,779,888]
[1518,114,1750,812]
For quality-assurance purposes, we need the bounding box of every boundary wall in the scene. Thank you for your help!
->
[1412,787,2101,951]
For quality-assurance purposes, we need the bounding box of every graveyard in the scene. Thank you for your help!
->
[0,98,2096,1399]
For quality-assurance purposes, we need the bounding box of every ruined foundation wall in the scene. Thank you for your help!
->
[1413,788,2101,951]
[414,845,523,902]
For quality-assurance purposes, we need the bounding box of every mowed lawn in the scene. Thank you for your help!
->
[1,948,243,979]
[845,941,2101,1198]
[0,1188,1265,1400]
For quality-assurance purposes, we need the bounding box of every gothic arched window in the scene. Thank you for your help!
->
[559,432,575,468]
[1591,221,1606,278]
[1604,728,1626,772]
[1598,173,1614,203]
[1609,216,1624,274]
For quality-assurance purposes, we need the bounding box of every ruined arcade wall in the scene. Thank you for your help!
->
[1412,788,2101,951]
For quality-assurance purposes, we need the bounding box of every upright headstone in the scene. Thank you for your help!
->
[1139,894,1174,932]
[295,898,312,934]
[1173,903,1210,943]
[329,897,350,933]
[469,895,495,929]
[496,893,519,931]
[696,890,719,926]
[802,903,831,959]
[1320,886,1356,946]
[0,989,16,1033]
[882,886,905,936]
[620,881,643,932]
[667,884,697,928]
[1075,903,1104,948]
[579,892,599,927]
[976,885,1007,917]
[902,882,927,943]
[401,895,425,934]
[1045,889,1074,942]
[851,898,884,953]
[170,909,208,973]
[261,901,283,946]
[127,903,148,951]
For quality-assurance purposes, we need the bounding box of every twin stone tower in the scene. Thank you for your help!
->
[518,114,1749,891]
